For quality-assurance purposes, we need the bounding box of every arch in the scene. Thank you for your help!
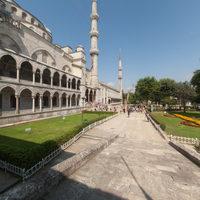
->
[0,86,16,113]
[85,89,89,103]
[20,89,32,110]
[61,93,67,107]
[53,72,60,86]
[42,68,51,85]
[31,49,56,66]
[71,94,76,107]
[68,78,71,89]
[0,55,17,78]
[61,74,67,88]
[89,90,93,102]
[62,65,72,73]
[20,61,33,81]
[35,93,40,108]
[77,80,81,90]
[68,95,71,107]
[43,91,50,108]
[35,69,40,83]
[11,6,17,13]
[22,12,27,20]
[0,34,22,54]
[52,92,59,107]
[72,78,76,90]
[77,94,81,106]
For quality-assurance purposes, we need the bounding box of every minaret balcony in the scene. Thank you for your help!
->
[90,31,99,37]
[90,13,99,20]
[90,49,99,55]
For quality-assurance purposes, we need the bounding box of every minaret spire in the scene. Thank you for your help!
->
[90,0,99,88]
[118,52,123,95]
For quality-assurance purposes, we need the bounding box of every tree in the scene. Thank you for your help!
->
[191,70,200,104]
[135,77,160,103]
[175,82,196,112]
[159,78,176,99]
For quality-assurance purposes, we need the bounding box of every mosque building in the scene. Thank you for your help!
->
[0,0,123,125]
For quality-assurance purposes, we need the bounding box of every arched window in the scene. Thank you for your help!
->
[43,91,50,107]
[31,18,35,24]
[68,79,71,89]
[20,89,32,110]
[11,7,17,14]
[53,72,60,86]
[20,61,33,81]
[52,92,59,107]
[72,78,76,90]
[42,68,51,85]
[71,94,76,107]
[77,80,81,90]
[85,89,89,103]
[22,12,27,20]
[62,93,67,107]
[35,69,40,83]
[61,75,67,88]
[0,55,17,78]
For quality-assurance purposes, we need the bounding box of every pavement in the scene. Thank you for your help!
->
[41,113,200,200]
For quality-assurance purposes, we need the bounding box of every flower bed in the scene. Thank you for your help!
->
[180,120,200,128]
[163,113,177,118]
[174,114,200,126]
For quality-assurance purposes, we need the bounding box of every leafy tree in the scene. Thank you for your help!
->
[175,82,196,112]
[135,77,160,103]
[159,78,176,99]
[191,70,200,104]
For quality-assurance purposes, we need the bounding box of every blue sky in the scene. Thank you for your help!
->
[17,0,200,90]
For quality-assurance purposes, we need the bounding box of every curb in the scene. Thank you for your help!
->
[0,135,118,200]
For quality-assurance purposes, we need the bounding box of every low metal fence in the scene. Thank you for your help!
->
[169,135,199,145]
[0,114,118,180]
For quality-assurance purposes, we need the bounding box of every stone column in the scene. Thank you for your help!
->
[32,96,35,113]
[66,96,68,108]
[40,73,43,85]
[50,96,53,110]
[17,68,20,83]
[51,76,53,88]
[59,96,62,109]
[15,95,19,114]
[39,96,42,112]
[59,78,62,88]
[33,72,35,85]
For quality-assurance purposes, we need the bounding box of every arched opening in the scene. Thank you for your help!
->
[77,95,81,106]
[20,61,33,81]
[20,89,32,110]
[85,89,89,103]
[62,93,67,107]
[68,79,71,89]
[61,74,67,88]
[35,93,40,108]
[0,55,17,78]
[77,80,81,90]
[68,95,71,107]
[52,92,59,107]
[42,68,51,85]
[0,86,16,114]
[53,72,60,86]
[22,12,27,20]
[94,90,96,102]
[89,90,93,103]
[43,91,50,108]
[108,99,111,104]
[35,69,40,83]
[11,7,17,14]
[71,94,76,107]
[72,78,76,90]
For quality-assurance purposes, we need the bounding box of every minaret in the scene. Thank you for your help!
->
[118,55,123,95]
[90,0,99,88]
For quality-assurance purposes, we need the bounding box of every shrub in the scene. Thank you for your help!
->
[160,124,166,131]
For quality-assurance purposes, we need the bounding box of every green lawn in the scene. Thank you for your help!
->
[150,112,200,139]
[0,112,114,169]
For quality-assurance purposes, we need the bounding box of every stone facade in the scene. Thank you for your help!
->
[0,0,122,124]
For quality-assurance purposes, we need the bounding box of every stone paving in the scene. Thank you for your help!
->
[42,113,200,200]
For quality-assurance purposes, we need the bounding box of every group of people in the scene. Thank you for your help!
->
[123,105,146,117]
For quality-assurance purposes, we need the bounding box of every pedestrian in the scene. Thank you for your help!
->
[127,107,131,118]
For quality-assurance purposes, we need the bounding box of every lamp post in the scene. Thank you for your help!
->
[81,97,86,124]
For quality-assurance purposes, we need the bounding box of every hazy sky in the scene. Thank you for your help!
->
[17,0,200,89]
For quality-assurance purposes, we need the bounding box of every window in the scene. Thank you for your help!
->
[31,18,35,24]
[10,95,16,108]
[43,32,46,38]
[11,7,17,14]
[22,12,27,20]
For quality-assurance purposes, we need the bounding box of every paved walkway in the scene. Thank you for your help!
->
[42,113,200,200]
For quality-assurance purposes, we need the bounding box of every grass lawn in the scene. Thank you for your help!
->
[0,112,114,169]
[150,112,200,139]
